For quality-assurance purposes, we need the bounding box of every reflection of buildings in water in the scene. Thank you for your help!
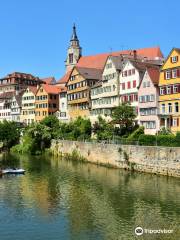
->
[51,157,180,239]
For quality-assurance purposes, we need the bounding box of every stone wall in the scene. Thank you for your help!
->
[51,140,180,178]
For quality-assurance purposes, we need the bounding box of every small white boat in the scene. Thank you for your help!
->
[2,168,25,174]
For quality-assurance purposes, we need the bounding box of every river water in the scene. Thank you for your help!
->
[0,153,179,240]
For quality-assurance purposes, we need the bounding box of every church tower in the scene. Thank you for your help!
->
[65,24,82,72]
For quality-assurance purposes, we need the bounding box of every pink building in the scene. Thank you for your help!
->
[138,67,160,135]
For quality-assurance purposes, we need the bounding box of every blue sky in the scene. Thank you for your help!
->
[0,0,179,80]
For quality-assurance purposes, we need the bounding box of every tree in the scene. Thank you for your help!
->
[41,115,60,138]
[92,116,114,140]
[112,103,136,131]
[0,120,21,148]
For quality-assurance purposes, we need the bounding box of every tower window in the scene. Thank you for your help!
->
[69,54,73,64]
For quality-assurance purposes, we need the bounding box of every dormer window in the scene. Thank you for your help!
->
[171,56,178,63]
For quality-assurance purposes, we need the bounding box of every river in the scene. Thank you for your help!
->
[0,153,179,240]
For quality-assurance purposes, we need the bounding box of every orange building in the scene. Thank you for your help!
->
[35,84,60,122]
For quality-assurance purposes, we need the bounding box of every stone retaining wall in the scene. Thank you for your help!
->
[51,140,180,178]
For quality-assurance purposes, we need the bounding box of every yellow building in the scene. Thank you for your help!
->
[67,66,102,120]
[159,48,180,133]
[20,86,38,125]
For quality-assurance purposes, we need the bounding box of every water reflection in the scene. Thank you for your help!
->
[0,153,180,240]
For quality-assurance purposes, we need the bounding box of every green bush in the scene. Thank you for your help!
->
[157,135,176,147]
[128,126,144,141]
[138,134,156,146]
[175,132,180,147]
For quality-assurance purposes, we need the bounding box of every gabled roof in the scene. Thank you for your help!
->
[57,70,72,84]
[41,77,55,85]
[76,66,102,80]
[14,90,25,106]
[41,84,61,94]
[147,67,160,85]
[161,47,180,69]
[28,86,39,95]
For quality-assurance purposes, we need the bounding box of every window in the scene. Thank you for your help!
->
[132,69,135,75]
[150,95,155,102]
[69,54,73,63]
[168,103,172,113]
[173,85,178,93]
[146,81,150,87]
[172,69,177,78]
[175,102,179,113]
[127,82,131,89]
[133,80,136,88]
[161,104,165,114]
[165,71,171,80]
[123,71,127,77]
[166,86,171,94]
[122,83,125,90]
[142,121,156,129]
[160,87,164,95]
[106,63,112,69]
[171,56,178,63]
[173,118,178,127]
[128,70,131,76]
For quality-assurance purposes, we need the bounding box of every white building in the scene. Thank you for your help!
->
[11,93,23,122]
[0,92,14,122]
[90,56,124,122]
[55,87,70,122]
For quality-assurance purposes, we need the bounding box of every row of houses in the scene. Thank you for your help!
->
[0,25,179,135]
[0,72,68,124]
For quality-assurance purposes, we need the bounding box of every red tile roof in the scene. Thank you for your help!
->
[42,84,61,94]
[28,86,38,95]
[57,70,72,84]
[147,67,160,85]
[57,46,163,86]
[76,47,163,70]
[41,77,55,84]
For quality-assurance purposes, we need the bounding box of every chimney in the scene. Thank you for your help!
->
[133,50,137,60]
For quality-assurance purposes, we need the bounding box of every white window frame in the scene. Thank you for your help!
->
[166,86,171,94]
[172,69,177,78]
[160,88,164,95]
[173,85,178,93]
[165,71,171,80]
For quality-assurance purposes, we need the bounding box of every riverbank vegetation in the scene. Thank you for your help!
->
[1,103,178,155]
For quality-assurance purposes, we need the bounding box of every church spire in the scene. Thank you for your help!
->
[71,23,78,41]
[70,23,80,47]
[65,24,82,72]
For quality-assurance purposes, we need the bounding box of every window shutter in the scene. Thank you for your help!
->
[170,57,172,63]
[164,71,166,80]
[170,118,173,126]
[164,87,166,95]
[177,68,180,77]
[170,70,172,79]
[177,118,179,126]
